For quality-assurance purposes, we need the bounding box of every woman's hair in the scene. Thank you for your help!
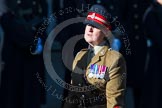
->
[104,37,110,47]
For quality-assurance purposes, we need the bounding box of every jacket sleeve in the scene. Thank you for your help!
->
[106,54,127,108]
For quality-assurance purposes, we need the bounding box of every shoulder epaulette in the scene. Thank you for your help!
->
[81,48,88,51]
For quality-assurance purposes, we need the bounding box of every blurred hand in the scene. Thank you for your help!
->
[30,37,43,55]
[157,0,162,5]
[111,38,121,51]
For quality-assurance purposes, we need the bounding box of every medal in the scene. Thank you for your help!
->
[99,73,104,79]
[89,64,107,79]
[96,74,100,78]
[88,73,93,78]
[89,64,94,78]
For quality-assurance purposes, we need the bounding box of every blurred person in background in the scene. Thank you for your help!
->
[112,0,151,108]
[0,0,46,108]
[141,0,162,108]
[0,0,7,85]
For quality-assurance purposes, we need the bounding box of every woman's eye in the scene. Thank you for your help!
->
[87,24,95,28]
[87,24,92,26]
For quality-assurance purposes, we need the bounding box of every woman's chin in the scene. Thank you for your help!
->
[84,39,91,43]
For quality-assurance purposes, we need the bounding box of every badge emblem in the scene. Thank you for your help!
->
[91,13,96,19]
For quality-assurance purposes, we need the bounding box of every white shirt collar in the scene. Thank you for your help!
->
[89,41,107,55]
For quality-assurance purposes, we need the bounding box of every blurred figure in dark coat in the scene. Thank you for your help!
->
[0,0,46,108]
[141,0,162,108]
[113,0,151,108]
[0,0,7,85]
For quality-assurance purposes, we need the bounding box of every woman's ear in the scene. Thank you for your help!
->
[103,29,113,38]
[104,30,114,47]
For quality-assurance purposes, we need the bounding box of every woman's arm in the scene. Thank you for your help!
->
[106,54,126,108]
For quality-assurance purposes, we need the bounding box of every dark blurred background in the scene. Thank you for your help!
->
[0,0,162,108]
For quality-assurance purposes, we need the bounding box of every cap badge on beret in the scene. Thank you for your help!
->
[90,13,96,19]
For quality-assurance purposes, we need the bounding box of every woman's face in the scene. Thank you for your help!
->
[84,24,105,46]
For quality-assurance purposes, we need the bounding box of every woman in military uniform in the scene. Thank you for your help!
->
[63,4,126,108]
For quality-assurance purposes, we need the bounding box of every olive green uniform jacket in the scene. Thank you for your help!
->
[69,46,126,108]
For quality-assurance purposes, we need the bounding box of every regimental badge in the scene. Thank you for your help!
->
[91,13,96,19]
[88,64,107,79]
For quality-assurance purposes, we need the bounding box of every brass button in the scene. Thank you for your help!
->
[97,0,101,3]
[33,1,36,5]
[82,95,85,98]
[134,14,139,19]
[134,24,139,30]
[110,5,114,10]
[17,0,21,4]
[135,35,139,40]
[133,4,138,8]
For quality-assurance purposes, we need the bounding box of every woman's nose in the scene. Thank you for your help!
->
[89,26,93,32]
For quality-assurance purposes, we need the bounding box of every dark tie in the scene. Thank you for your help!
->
[90,49,95,57]
[88,48,94,61]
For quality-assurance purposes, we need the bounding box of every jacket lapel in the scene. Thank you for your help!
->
[74,50,89,71]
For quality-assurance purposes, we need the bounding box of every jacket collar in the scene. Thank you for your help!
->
[87,45,110,69]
